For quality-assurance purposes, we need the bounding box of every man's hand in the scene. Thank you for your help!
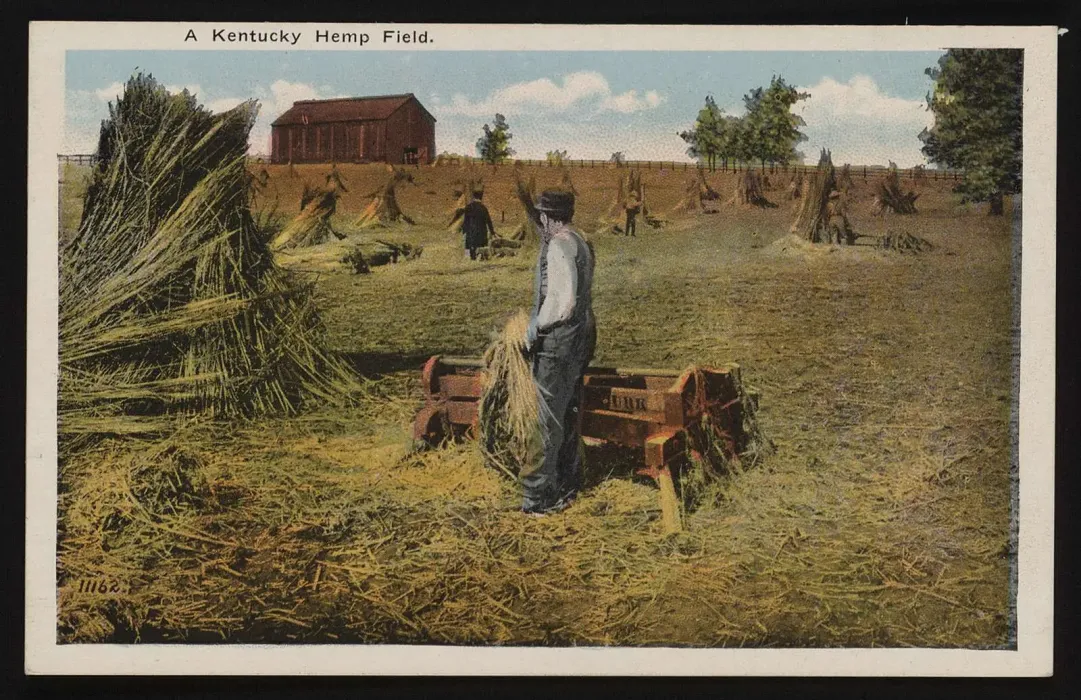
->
[523,316,539,353]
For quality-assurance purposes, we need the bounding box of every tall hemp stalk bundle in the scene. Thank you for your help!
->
[510,170,541,244]
[478,311,542,478]
[791,149,847,243]
[871,163,920,215]
[672,168,721,214]
[623,169,662,228]
[729,169,773,208]
[271,185,344,250]
[355,166,417,228]
[59,74,358,451]
[787,172,805,202]
[600,171,629,225]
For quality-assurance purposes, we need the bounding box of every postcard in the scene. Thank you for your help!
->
[26,22,1057,675]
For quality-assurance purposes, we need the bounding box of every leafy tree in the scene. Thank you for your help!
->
[739,86,767,168]
[610,151,626,166]
[719,115,746,169]
[679,96,726,171]
[476,113,515,164]
[725,115,755,168]
[919,49,1022,215]
[741,76,809,169]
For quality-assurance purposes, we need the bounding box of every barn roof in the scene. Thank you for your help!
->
[271,93,436,126]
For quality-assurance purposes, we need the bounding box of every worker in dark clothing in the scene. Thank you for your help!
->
[460,190,497,260]
[520,189,597,516]
[624,190,640,237]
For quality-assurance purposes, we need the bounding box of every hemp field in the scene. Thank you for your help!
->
[56,162,1018,647]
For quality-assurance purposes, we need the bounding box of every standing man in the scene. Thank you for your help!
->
[520,189,597,516]
[460,189,497,260]
[624,188,640,237]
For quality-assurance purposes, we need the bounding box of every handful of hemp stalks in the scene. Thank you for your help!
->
[477,311,541,479]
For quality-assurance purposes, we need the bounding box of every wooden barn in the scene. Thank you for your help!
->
[270,93,436,165]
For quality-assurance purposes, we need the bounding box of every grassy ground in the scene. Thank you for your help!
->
[57,163,1017,647]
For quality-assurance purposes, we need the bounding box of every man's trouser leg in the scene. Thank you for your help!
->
[554,375,585,500]
[521,342,584,510]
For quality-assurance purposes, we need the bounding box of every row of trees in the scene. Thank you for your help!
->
[679,76,809,172]
[475,75,810,171]
[476,51,1021,215]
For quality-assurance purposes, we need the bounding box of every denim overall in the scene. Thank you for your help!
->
[521,229,597,510]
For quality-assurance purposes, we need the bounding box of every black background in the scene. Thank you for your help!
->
[4,1,1078,697]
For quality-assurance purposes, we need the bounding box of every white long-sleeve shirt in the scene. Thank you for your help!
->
[535,234,579,331]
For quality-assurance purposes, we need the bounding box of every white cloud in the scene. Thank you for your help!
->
[438,71,665,118]
[243,80,348,156]
[796,75,934,167]
[92,82,125,102]
[601,89,667,114]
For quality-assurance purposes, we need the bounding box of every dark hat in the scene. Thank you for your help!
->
[536,189,575,215]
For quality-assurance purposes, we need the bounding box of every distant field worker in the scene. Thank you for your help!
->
[461,190,497,260]
[624,190,641,237]
[521,189,597,516]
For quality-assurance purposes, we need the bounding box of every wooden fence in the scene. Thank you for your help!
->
[428,157,963,181]
[59,153,964,181]
[57,154,99,166]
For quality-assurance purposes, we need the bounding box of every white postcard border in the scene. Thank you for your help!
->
[26,22,1058,676]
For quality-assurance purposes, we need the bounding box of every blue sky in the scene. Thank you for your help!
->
[65,50,945,166]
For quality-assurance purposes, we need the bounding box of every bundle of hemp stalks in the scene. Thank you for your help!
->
[478,311,542,478]
[59,74,358,451]
[271,185,344,250]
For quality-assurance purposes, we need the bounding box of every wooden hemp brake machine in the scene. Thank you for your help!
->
[413,355,758,533]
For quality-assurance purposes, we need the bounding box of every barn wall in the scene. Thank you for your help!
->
[385,108,407,165]
[269,101,436,164]
[385,100,436,164]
